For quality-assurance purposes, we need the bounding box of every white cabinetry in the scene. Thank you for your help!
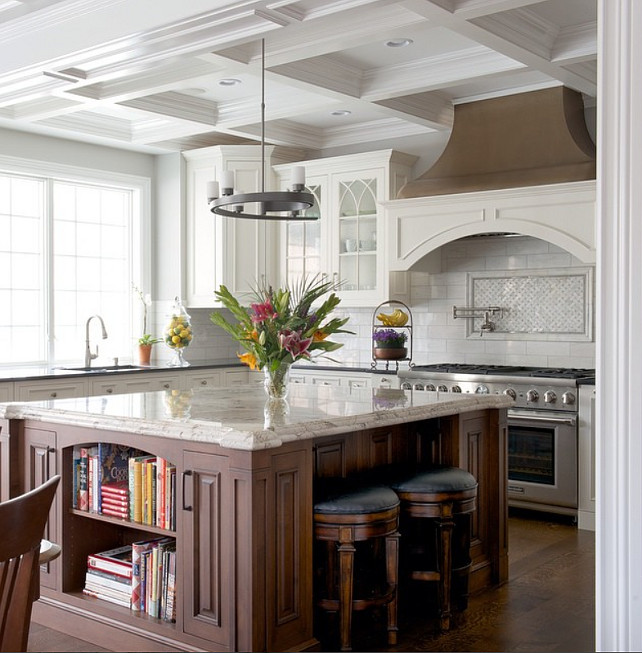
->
[183,146,303,307]
[274,150,417,306]
[578,384,595,531]
[90,373,180,396]
[0,382,13,401]
[289,368,399,392]
[14,378,89,401]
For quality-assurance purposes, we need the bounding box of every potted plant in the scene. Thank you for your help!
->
[372,328,408,360]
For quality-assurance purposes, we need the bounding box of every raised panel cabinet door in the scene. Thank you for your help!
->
[23,425,58,589]
[0,419,9,502]
[457,409,508,590]
[181,450,232,648]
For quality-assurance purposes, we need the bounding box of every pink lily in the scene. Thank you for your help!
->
[250,300,277,323]
[278,329,313,360]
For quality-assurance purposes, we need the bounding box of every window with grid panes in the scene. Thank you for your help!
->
[0,167,146,366]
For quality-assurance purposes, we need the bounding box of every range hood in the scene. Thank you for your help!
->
[398,86,595,198]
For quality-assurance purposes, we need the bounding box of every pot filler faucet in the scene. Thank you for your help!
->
[85,315,108,368]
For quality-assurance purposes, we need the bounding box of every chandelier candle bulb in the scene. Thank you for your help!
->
[220,170,234,194]
[291,166,305,189]
[206,180,219,201]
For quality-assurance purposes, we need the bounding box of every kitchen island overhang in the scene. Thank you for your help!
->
[0,385,512,653]
[0,384,513,450]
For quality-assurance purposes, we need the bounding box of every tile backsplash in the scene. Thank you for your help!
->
[152,235,595,370]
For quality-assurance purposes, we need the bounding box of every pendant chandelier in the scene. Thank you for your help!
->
[207,39,316,221]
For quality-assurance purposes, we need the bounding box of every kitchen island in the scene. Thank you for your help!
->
[0,385,511,653]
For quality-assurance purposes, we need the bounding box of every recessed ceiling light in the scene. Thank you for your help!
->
[331,110,352,116]
[219,78,242,87]
[385,38,413,48]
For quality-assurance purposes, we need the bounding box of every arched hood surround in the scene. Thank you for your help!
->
[384,87,596,269]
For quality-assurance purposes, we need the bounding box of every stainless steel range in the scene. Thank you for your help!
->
[398,364,595,518]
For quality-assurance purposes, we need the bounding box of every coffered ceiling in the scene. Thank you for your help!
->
[0,0,597,155]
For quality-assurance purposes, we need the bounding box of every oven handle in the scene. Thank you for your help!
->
[510,413,576,426]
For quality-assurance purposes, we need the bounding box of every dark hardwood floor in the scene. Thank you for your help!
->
[27,510,595,653]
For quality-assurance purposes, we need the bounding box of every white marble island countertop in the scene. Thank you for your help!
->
[0,385,513,451]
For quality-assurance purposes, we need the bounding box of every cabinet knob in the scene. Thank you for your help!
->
[106,388,113,394]
[201,380,207,385]
[50,391,57,398]
[163,383,170,389]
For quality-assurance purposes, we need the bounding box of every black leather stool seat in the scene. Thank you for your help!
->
[391,466,477,495]
[314,484,400,516]
[314,483,400,651]
[388,465,478,632]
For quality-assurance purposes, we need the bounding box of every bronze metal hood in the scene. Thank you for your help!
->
[398,86,595,198]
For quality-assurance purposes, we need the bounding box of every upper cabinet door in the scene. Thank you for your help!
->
[269,150,417,305]
[279,176,327,285]
[183,146,283,308]
[331,170,383,304]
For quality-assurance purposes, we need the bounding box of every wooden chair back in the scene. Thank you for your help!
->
[0,475,60,652]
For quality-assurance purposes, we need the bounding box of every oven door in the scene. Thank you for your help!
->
[507,409,578,516]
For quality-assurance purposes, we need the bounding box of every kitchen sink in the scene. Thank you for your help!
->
[56,364,146,374]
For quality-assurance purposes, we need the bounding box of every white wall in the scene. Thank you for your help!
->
[174,235,595,370]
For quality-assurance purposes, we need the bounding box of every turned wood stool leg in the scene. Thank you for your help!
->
[436,510,454,631]
[337,539,356,652]
[386,531,400,645]
[452,512,473,611]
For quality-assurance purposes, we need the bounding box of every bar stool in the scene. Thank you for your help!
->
[390,465,478,632]
[313,482,400,652]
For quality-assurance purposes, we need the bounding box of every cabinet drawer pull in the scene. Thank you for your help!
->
[182,470,193,511]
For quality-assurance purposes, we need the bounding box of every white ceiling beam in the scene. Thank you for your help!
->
[401,0,597,95]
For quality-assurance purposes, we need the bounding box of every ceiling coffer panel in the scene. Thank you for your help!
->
[398,87,595,198]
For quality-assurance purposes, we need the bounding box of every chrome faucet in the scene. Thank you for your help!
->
[85,315,108,367]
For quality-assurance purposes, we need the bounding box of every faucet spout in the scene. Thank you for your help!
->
[85,315,108,367]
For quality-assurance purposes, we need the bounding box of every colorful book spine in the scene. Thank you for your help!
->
[78,447,89,511]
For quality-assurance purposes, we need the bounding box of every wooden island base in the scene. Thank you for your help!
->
[1,388,508,652]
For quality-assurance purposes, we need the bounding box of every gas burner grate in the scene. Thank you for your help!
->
[411,364,525,375]
[514,368,595,379]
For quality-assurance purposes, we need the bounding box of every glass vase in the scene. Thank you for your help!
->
[165,296,192,367]
[263,362,291,400]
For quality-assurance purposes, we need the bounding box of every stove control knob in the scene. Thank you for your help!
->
[426,384,436,392]
[544,390,557,404]
[475,385,489,395]
[526,389,540,403]
[562,391,576,406]
[451,385,462,393]
[438,384,449,392]
[503,388,517,400]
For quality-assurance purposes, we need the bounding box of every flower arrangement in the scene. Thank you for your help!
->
[210,276,352,391]
[372,328,408,348]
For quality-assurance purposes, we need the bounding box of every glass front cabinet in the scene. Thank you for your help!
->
[275,150,417,306]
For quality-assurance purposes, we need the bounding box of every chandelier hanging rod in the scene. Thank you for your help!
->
[207,39,316,221]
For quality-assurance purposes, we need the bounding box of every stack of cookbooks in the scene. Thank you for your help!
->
[84,544,133,608]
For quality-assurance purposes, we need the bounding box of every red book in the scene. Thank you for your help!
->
[101,495,129,508]
[87,545,132,579]
[101,481,129,497]
[101,505,129,519]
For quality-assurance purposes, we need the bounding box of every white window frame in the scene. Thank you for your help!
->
[0,154,151,367]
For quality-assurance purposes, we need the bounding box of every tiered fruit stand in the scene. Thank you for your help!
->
[371,300,414,370]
